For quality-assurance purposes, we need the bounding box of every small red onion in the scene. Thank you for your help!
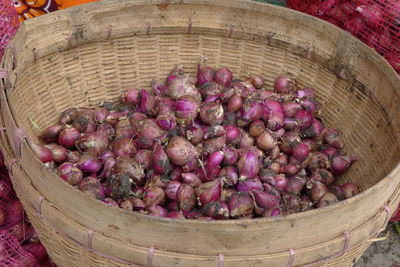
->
[275,174,288,191]
[182,173,202,187]
[120,88,140,105]
[274,75,295,94]
[219,166,238,186]
[143,187,166,207]
[249,120,265,138]
[58,128,81,148]
[317,192,339,208]
[249,76,265,89]
[292,143,310,162]
[57,162,83,185]
[115,119,134,139]
[203,135,226,155]
[308,152,331,171]
[152,143,172,175]
[311,169,334,185]
[138,89,156,117]
[72,112,94,133]
[301,99,318,114]
[167,211,186,219]
[285,176,306,195]
[228,192,254,218]
[113,158,145,185]
[224,125,241,144]
[32,144,53,163]
[239,101,263,124]
[200,103,224,125]
[294,110,313,130]
[99,157,116,180]
[133,150,151,171]
[104,198,119,207]
[168,74,201,102]
[177,184,196,212]
[237,177,263,193]
[59,107,79,124]
[331,155,357,175]
[262,100,284,131]
[156,112,176,131]
[78,177,105,200]
[76,155,101,175]
[166,136,199,166]
[112,137,137,158]
[239,132,255,149]
[151,81,169,97]
[283,118,298,131]
[94,108,110,124]
[196,63,215,86]
[196,179,222,206]
[280,164,299,176]
[228,94,243,113]
[222,146,238,165]
[215,68,233,88]
[186,127,204,145]
[340,183,360,199]
[270,162,281,174]
[323,128,344,149]
[256,131,276,151]
[233,81,256,97]
[148,205,168,217]
[263,207,281,217]
[251,191,280,209]
[302,119,324,139]
[328,185,346,200]
[182,158,199,173]
[40,124,64,143]
[282,102,302,118]
[137,119,164,149]
[237,147,262,180]
[204,125,226,140]
[201,201,230,220]
[78,132,109,156]
[170,167,183,181]
[311,181,328,201]
[206,151,225,172]
[174,95,199,121]
[296,87,315,99]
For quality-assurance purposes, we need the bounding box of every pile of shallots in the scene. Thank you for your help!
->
[34,63,359,220]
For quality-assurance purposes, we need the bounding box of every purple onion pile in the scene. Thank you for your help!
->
[34,63,360,220]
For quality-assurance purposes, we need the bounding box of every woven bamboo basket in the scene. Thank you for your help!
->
[1,0,400,266]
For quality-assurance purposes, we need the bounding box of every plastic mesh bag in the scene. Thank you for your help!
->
[0,230,39,267]
[287,0,400,73]
[0,0,19,60]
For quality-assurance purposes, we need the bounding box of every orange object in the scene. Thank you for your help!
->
[58,0,96,9]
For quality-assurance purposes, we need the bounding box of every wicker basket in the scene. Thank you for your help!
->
[1,0,400,266]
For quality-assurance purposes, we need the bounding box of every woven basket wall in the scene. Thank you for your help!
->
[0,0,400,266]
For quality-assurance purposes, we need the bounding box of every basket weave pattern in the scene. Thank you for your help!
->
[0,1,399,266]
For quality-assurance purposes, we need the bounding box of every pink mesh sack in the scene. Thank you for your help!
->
[0,0,19,60]
[287,0,400,74]
[0,230,39,267]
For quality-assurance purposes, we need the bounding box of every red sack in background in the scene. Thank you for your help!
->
[287,0,400,73]
[0,0,19,60]
[0,230,39,267]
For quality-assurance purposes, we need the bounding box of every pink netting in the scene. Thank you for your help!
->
[0,0,19,60]
[287,0,400,73]
[0,230,39,267]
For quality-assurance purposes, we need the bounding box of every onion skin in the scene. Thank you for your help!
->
[201,201,230,220]
[311,169,334,185]
[295,110,313,130]
[120,88,140,105]
[166,136,199,166]
[134,150,152,171]
[262,100,284,131]
[237,147,262,180]
[78,177,105,200]
[168,75,201,102]
[228,192,254,218]
[177,184,196,212]
[143,187,166,208]
[152,143,172,175]
[196,179,222,206]
[60,107,78,124]
[165,181,182,200]
[77,132,109,156]
[219,166,238,186]
[282,102,302,118]
[239,132,255,149]
[317,192,338,208]
[137,119,164,149]
[113,158,145,185]
[323,128,344,149]
[104,198,119,207]
[341,183,360,199]
[40,124,64,143]
[311,181,328,201]
[57,162,83,185]
[112,138,137,158]
[222,146,238,165]
[215,68,233,88]
[115,119,134,139]
[331,155,357,176]
[274,75,296,94]
[203,135,226,155]
[167,211,186,219]
[200,103,224,125]
[32,144,53,163]
[58,128,81,149]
